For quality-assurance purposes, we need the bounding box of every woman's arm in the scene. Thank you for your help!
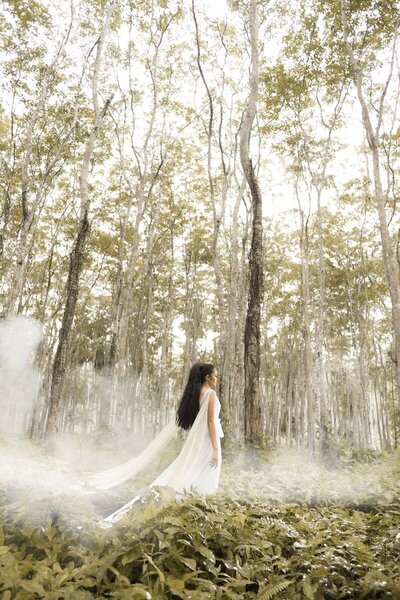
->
[207,391,220,468]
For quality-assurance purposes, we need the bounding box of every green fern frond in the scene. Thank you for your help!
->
[260,578,293,600]
[264,515,297,536]
[348,537,375,567]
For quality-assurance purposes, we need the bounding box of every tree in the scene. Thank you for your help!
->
[46,1,115,434]
[240,0,264,444]
[340,0,400,413]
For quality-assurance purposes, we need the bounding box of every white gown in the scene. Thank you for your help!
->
[150,389,223,494]
[87,388,223,524]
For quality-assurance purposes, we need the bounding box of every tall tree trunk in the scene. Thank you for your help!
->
[224,178,246,439]
[241,0,263,444]
[5,20,74,315]
[297,202,315,453]
[341,2,400,410]
[297,88,347,450]
[192,0,227,396]
[236,215,250,441]
[157,237,175,428]
[315,189,331,448]
[45,2,115,435]
[107,10,176,392]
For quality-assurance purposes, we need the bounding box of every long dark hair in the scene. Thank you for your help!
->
[176,363,215,430]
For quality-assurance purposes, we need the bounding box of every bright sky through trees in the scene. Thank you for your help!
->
[0,0,399,453]
[1,5,400,597]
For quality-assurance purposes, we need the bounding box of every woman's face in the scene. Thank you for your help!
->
[207,369,218,388]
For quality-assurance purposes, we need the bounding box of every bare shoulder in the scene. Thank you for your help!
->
[207,390,217,419]
[208,389,217,402]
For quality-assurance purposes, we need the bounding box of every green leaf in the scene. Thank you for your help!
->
[261,579,294,600]
[197,545,216,563]
[302,577,315,599]
[180,556,197,571]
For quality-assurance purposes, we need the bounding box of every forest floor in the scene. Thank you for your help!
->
[0,438,399,599]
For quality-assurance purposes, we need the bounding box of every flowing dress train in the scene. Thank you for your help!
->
[99,388,223,524]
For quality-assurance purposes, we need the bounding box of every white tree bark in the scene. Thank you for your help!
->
[6,15,74,315]
[341,1,400,407]
[46,1,115,435]
[240,0,264,444]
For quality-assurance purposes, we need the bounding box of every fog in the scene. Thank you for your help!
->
[0,315,43,437]
[0,315,394,527]
[0,432,395,529]
[225,445,395,508]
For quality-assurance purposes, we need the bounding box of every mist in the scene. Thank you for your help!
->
[0,315,394,528]
[224,445,397,508]
[0,315,43,437]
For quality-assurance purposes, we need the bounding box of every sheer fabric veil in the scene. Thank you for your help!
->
[84,419,179,490]
[82,388,223,524]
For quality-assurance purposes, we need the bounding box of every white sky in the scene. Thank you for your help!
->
[182,0,372,220]
[1,0,395,225]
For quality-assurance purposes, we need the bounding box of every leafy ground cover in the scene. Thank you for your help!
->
[0,442,399,599]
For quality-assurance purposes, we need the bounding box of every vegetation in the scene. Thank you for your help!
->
[1,0,400,449]
[1,0,400,595]
[0,448,399,599]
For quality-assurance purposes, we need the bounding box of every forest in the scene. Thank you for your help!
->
[0,0,400,598]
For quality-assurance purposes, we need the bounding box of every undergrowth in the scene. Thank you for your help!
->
[0,446,399,599]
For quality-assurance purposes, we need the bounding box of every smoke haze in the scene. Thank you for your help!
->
[0,315,43,437]
[0,318,395,528]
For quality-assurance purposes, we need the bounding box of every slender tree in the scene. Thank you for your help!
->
[240,0,263,444]
[4,7,75,315]
[46,1,115,434]
[340,0,400,410]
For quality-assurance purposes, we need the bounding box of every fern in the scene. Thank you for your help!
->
[263,515,298,536]
[0,450,399,598]
[348,536,376,568]
[261,579,293,599]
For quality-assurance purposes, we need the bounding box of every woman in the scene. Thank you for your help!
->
[152,362,223,494]
[93,363,223,524]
